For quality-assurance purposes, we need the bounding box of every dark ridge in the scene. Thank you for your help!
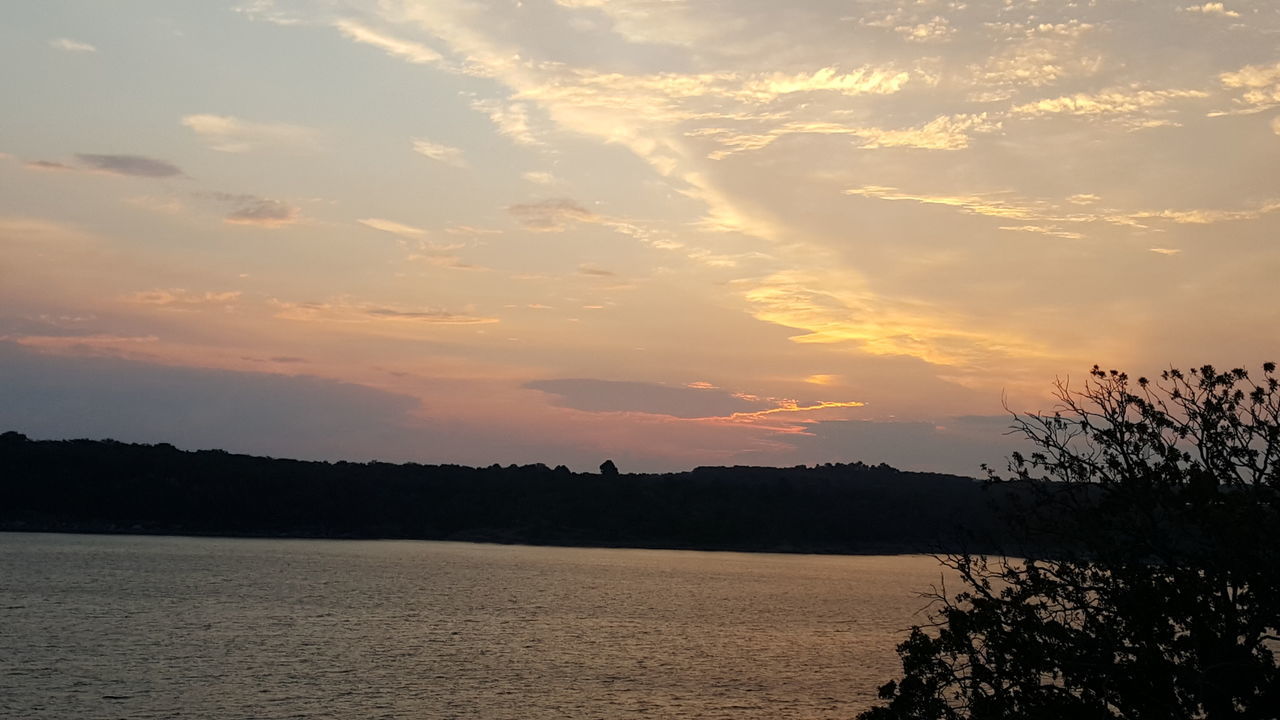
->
[0,431,1018,555]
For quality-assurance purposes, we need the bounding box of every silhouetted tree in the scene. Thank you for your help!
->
[599,459,619,477]
[861,364,1280,719]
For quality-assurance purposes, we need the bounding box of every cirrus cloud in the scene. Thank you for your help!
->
[508,198,596,232]
[74,154,183,178]
[526,378,767,418]
[272,297,498,327]
[49,37,96,53]
[333,19,443,65]
[411,137,467,167]
[357,217,428,237]
[122,289,242,309]
[181,114,322,153]
[220,197,300,227]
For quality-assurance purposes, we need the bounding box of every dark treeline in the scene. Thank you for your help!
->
[0,431,1019,554]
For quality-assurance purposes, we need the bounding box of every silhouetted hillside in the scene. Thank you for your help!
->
[0,431,1017,554]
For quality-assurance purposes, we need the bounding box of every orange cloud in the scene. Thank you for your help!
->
[272,298,499,328]
[123,289,242,309]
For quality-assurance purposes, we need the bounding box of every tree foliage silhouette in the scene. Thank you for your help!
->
[2,436,1008,553]
[861,364,1280,719]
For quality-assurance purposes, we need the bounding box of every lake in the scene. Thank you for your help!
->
[0,532,950,719]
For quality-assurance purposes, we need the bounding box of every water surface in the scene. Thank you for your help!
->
[0,533,948,719]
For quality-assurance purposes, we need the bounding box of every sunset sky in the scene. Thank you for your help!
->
[3,0,1279,474]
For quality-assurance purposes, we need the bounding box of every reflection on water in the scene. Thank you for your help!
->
[0,533,947,719]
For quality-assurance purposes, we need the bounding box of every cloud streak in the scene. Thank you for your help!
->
[25,160,77,172]
[223,198,300,227]
[508,198,596,232]
[1183,3,1240,18]
[123,289,242,309]
[333,19,442,65]
[74,154,183,177]
[49,38,96,53]
[724,400,867,423]
[1010,87,1210,127]
[358,218,427,237]
[411,137,467,167]
[472,99,542,146]
[273,298,498,327]
[182,114,322,153]
[526,378,766,418]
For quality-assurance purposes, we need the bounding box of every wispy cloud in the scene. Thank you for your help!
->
[735,67,910,100]
[1182,3,1240,18]
[696,112,1001,158]
[25,154,185,178]
[472,99,542,146]
[218,196,300,227]
[804,375,842,386]
[527,378,866,432]
[123,289,242,309]
[1010,87,1209,127]
[49,37,96,53]
[895,17,953,43]
[1217,61,1280,114]
[389,230,480,271]
[845,185,1045,221]
[847,183,1280,234]
[522,171,556,185]
[181,114,321,153]
[333,19,442,65]
[240,355,309,364]
[508,198,596,232]
[24,160,77,172]
[1130,200,1280,225]
[405,252,483,271]
[446,225,504,237]
[233,1,303,26]
[74,154,183,178]
[357,218,427,237]
[856,113,1002,150]
[9,334,160,358]
[411,137,467,167]
[724,400,866,423]
[125,195,186,215]
[273,298,498,327]
[958,20,1101,100]
[526,378,766,418]
[997,225,1084,240]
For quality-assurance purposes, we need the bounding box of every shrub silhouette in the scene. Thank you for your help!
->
[860,364,1280,719]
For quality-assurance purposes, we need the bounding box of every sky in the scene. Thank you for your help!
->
[2,0,1279,475]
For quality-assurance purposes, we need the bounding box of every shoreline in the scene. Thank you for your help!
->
[0,525,959,558]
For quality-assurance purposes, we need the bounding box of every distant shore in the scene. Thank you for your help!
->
[0,524,944,557]
[1,432,1013,558]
